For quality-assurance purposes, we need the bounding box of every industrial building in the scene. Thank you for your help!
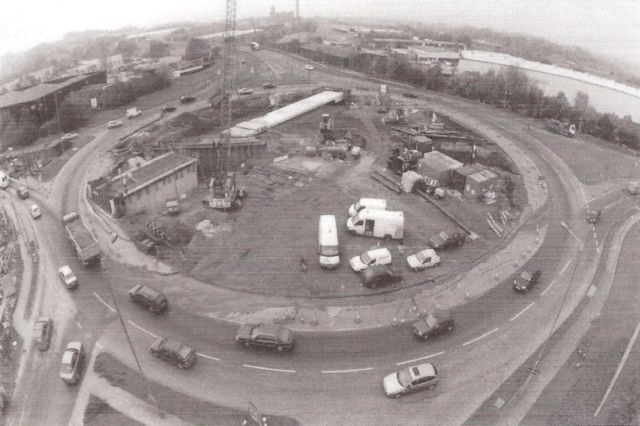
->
[417,151,463,187]
[451,163,487,192]
[464,169,500,198]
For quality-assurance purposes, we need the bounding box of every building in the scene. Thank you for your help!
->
[417,151,463,187]
[464,169,500,198]
[408,46,460,65]
[91,152,198,217]
[451,163,487,192]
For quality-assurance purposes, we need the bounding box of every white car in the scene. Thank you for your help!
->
[237,87,254,95]
[58,265,78,289]
[383,363,439,398]
[406,249,440,271]
[350,248,392,272]
[29,204,41,219]
[60,341,84,384]
[61,133,78,141]
[107,120,123,129]
[305,64,315,71]
[628,181,640,195]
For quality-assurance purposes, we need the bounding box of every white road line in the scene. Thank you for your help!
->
[462,328,499,347]
[541,280,556,296]
[396,351,445,366]
[322,367,374,374]
[127,320,157,338]
[243,364,296,373]
[196,353,220,361]
[93,292,116,313]
[96,343,103,350]
[559,259,571,276]
[510,302,535,321]
[76,322,82,329]
[594,322,640,418]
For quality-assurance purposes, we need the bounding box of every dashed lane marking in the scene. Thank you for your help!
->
[76,322,82,329]
[462,328,499,347]
[127,320,157,338]
[197,353,220,362]
[541,280,556,296]
[559,259,571,276]
[396,351,445,366]
[243,364,296,373]
[510,302,535,321]
[93,292,116,313]
[322,367,374,374]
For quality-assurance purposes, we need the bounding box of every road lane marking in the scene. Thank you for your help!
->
[462,328,499,347]
[594,322,640,417]
[322,367,374,374]
[127,320,157,338]
[510,302,535,321]
[396,351,445,366]
[541,280,556,296]
[197,353,220,361]
[76,322,82,329]
[559,259,571,276]
[243,364,296,373]
[93,292,116,313]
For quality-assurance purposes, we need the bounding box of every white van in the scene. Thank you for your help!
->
[0,171,8,189]
[318,215,340,268]
[346,209,404,240]
[350,247,392,272]
[348,198,387,217]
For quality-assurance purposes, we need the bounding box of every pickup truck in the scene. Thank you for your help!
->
[62,211,102,266]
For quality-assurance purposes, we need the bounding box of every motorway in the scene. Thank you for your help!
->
[4,48,640,425]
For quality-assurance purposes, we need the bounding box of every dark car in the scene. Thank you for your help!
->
[16,187,30,199]
[428,230,465,250]
[33,317,52,351]
[180,96,196,104]
[586,209,601,224]
[162,105,176,113]
[412,310,454,340]
[128,284,168,313]
[512,270,542,293]
[262,82,276,89]
[402,92,418,99]
[149,336,196,368]
[236,323,294,351]
[360,265,402,289]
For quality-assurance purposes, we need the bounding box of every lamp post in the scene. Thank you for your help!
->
[305,64,314,82]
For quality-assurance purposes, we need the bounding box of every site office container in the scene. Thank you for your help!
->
[318,215,340,269]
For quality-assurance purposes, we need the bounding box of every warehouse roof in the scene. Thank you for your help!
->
[0,73,99,110]
[418,151,463,172]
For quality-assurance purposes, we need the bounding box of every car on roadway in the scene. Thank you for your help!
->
[412,310,454,340]
[360,265,402,289]
[58,265,78,289]
[107,120,123,129]
[383,363,439,398]
[262,82,276,89]
[161,105,176,113]
[406,248,440,271]
[236,323,294,352]
[350,247,392,272]
[33,317,52,351]
[180,96,196,104]
[512,270,542,293]
[129,284,168,313]
[402,92,418,99]
[61,133,78,141]
[60,341,84,384]
[237,87,254,95]
[149,336,196,368]
[305,64,315,71]
[29,204,41,219]
[628,181,640,195]
[16,187,29,199]
[586,208,601,224]
[428,230,465,251]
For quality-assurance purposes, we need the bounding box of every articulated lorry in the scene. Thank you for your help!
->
[62,211,102,266]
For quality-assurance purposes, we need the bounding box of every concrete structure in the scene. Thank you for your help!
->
[417,151,463,187]
[91,152,197,217]
[464,169,500,198]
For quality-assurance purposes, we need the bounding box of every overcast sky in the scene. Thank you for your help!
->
[1,0,639,65]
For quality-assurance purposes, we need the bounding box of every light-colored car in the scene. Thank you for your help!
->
[61,133,78,141]
[383,363,439,398]
[237,87,254,95]
[60,341,84,384]
[107,120,123,128]
[628,181,640,195]
[33,317,52,351]
[305,64,315,71]
[58,265,78,289]
[29,204,41,219]
[350,247,392,272]
[406,249,441,271]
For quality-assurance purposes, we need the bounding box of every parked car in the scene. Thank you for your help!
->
[406,249,440,271]
[180,96,196,104]
[60,341,84,384]
[412,310,454,340]
[402,92,418,99]
[305,64,315,71]
[61,133,78,141]
[33,317,52,351]
[262,82,276,89]
[16,187,29,199]
[512,270,542,293]
[58,265,78,289]
[628,181,640,195]
[586,208,601,224]
[161,105,176,113]
[149,336,196,368]
[383,363,439,398]
[428,230,465,250]
[107,120,123,128]
[350,248,392,272]
[360,265,402,289]
[129,284,168,313]
[236,323,294,352]
[29,204,41,219]
[237,87,254,95]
